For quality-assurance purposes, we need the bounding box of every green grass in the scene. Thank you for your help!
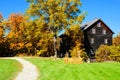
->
[0,58,22,80]
[25,57,120,80]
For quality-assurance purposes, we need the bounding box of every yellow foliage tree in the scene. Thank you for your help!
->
[26,0,86,57]
[65,24,87,61]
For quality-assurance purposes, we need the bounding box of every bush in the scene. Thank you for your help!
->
[96,45,120,62]
[109,46,120,62]
[96,45,111,62]
[70,42,88,61]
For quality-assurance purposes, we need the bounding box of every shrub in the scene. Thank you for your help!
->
[96,45,111,62]
[96,45,120,62]
[109,45,120,62]
[70,42,88,61]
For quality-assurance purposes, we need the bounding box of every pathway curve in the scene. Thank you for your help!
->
[11,57,39,80]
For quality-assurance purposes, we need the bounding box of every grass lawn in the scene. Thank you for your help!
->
[25,57,120,80]
[0,58,22,80]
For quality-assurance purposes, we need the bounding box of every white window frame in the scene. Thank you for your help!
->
[97,22,101,27]
[104,39,108,44]
[91,38,94,44]
[92,28,96,34]
[102,29,106,34]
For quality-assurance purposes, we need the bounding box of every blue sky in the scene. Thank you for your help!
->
[0,0,28,18]
[0,0,120,36]
[81,0,120,36]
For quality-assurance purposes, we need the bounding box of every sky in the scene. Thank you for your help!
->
[81,0,120,36]
[0,0,28,18]
[0,0,120,36]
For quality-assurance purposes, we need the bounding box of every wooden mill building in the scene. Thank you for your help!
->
[59,18,114,58]
[81,18,114,58]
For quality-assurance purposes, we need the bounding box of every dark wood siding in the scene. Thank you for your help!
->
[84,21,113,57]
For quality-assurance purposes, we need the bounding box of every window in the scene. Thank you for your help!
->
[104,39,108,44]
[102,29,106,34]
[92,28,96,34]
[90,50,94,55]
[91,38,94,44]
[97,22,101,27]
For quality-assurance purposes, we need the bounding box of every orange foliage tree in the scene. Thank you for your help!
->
[113,33,120,46]
[5,13,26,56]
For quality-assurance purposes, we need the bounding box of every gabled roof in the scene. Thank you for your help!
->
[81,18,114,34]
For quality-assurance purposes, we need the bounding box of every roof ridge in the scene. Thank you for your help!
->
[81,18,114,34]
[81,18,100,30]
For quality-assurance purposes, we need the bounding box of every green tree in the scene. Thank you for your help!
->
[26,0,86,57]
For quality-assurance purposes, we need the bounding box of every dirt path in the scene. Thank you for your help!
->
[11,58,39,80]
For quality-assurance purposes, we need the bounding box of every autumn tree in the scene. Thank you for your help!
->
[0,13,6,56]
[0,13,13,57]
[65,24,87,60]
[113,33,120,46]
[26,0,86,57]
[0,13,4,38]
[23,20,45,56]
[5,13,26,56]
[110,33,120,61]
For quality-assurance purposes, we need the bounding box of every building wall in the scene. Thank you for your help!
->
[84,21,113,56]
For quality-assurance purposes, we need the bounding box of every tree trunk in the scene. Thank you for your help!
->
[54,34,57,57]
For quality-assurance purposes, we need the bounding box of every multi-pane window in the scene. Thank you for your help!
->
[104,39,108,44]
[92,28,96,34]
[97,22,101,27]
[91,38,94,44]
[102,29,106,34]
